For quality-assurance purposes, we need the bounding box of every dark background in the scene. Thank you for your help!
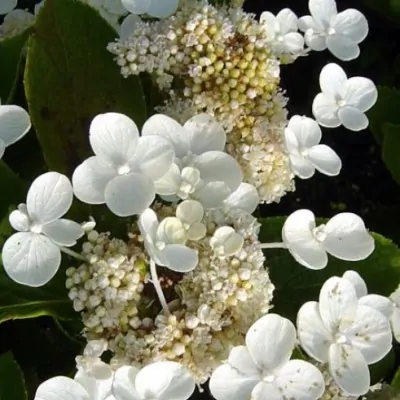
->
[1,0,399,398]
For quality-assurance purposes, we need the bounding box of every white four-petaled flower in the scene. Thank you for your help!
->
[284,115,341,179]
[0,99,31,159]
[72,112,174,217]
[209,313,325,400]
[210,226,244,258]
[298,0,368,61]
[121,0,179,18]
[138,208,198,272]
[312,63,378,131]
[297,276,392,396]
[390,285,400,342]
[260,9,304,55]
[112,361,195,400]
[2,172,84,287]
[282,209,374,269]
[142,113,242,209]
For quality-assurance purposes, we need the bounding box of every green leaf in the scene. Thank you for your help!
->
[382,123,400,183]
[392,366,400,393]
[0,29,31,103]
[259,217,400,322]
[0,352,27,400]
[24,0,146,176]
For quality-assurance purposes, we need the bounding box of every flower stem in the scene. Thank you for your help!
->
[60,247,87,261]
[150,259,170,316]
[260,242,287,249]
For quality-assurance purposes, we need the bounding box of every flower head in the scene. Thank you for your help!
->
[72,113,174,217]
[284,115,341,179]
[297,276,392,396]
[121,0,179,18]
[0,101,31,159]
[142,114,242,208]
[138,208,198,272]
[312,63,378,131]
[260,9,304,55]
[282,209,374,269]
[2,172,84,287]
[209,313,325,400]
[112,362,195,400]
[298,0,369,61]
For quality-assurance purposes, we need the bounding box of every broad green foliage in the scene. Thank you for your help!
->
[363,0,400,23]
[392,366,400,393]
[368,87,400,183]
[0,29,30,103]
[24,0,146,176]
[259,217,400,321]
[0,352,27,400]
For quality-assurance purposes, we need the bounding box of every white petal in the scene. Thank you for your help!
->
[136,362,195,400]
[210,226,244,257]
[326,35,360,61]
[222,183,259,214]
[154,163,181,196]
[121,0,149,14]
[186,222,206,240]
[319,277,358,333]
[9,206,30,232]
[298,15,320,32]
[157,217,186,245]
[0,139,5,159]
[276,8,298,34]
[358,294,394,319]
[332,9,368,43]
[0,0,17,14]
[89,113,139,166]
[194,181,234,209]
[72,157,117,205]
[42,219,84,247]
[328,343,369,396]
[209,364,259,400]
[138,208,158,246]
[112,366,141,400]
[282,209,328,270]
[176,199,204,225]
[391,307,400,342]
[282,32,304,53]
[251,382,281,400]
[27,172,73,224]
[319,63,347,97]
[312,93,340,128]
[104,173,155,217]
[307,144,342,176]
[287,115,322,149]
[194,151,242,191]
[297,301,332,362]
[227,346,260,377]
[35,376,89,400]
[345,305,392,363]
[74,369,113,400]
[119,14,141,39]
[147,0,179,18]
[0,105,31,146]
[141,114,189,158]
[309,0,337,29]
[246,314,296,372]
[338,106,369,131]
[323,213,374,261]
[260,12,279,38]
[185,114,226,154]
[275,359,325,400]
[134,135,174,181]
[289,153,316,179]
[158,244,198,272]
[342,77,377,112]
[2,232,61,287]
[304,29,327,51]
[342,270,368,298]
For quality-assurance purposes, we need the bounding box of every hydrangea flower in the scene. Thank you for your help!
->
[112,361,195,400]
[297,276,392,396]
[2,172,84,287]
[209,313,325,400]
[34,368,115,400]
[312,63,378,131]
[260,9,304,55]
[142,113,242,208]
[210,226,244,258]
[282,209,374,269]
[0,100,31,159]
[298,0,368,61]
[138,208,198,272]
[175,200,206,241]
[72,113,174,217]
[284,115,342,179]
[121,0,179,18]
